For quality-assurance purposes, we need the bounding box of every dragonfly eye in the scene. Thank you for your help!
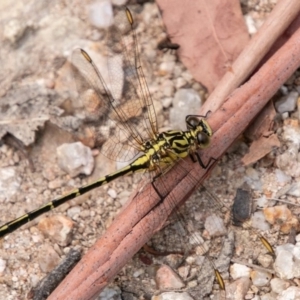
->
[145,141,152,149]
[186,116,199,129]
[196,132,210,148]
[158,133,164,140]
[152,153,160,162]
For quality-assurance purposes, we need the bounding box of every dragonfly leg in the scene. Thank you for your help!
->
[151,171,165,201]
[190,152,217,169]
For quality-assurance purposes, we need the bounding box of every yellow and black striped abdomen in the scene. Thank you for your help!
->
[0,121,212,238]
[0,155,151,238]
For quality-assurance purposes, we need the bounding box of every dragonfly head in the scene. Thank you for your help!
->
[186,115,213,148]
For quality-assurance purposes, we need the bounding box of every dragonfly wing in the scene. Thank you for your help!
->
[70,8,158,162]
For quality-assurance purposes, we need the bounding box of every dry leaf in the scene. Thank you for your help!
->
[157,0,249,93]
[241,134,281,166]
[244,101,277,141]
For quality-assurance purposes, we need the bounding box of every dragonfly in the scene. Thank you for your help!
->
[0,7,214,257]
[0,8,275,299]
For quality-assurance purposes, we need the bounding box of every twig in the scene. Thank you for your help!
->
[201,0,300,113]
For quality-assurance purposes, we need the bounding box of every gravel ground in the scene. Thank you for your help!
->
[1,1,300,300]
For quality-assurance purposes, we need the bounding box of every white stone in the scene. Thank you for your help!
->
[274,244,300,279]
[159,61,176,75]
[88,1,113,29]
[260,294,276,300]
[107,188,117,199]
[256,196,270,208]
[270,278,290,294]
[0,258,6,274]
[162,97,173,109]
[38,215,74,246]
[275,169,291,184]
[225,276,252,300]
[169,89,202,130]
[277,286,300,300]
[175,77,187,89]
[67,206,81,218]
[99,286,121,300]
[296,233,300,243]
[37,244,60,273]
[287,182,300,197]
[111,0,127,5]
[56,142,94,177]
[250,269,272,287]
[275,91,298,114]
[230,263,251,280]
[161,79,175,98]
[204,214,227,237]
[251,211,270,231]
[154,292,194,300]
[0,167,21,199]
[244,14,257,35]
[133,268,144,278]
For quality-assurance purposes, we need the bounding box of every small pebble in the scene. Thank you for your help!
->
[244,14,257,35]
[0,167,21,199]
[250,269,272,287]
[274,244,300,279]
[264,205,299,234]
[230,263,251,280]
[48,178,64,190]
[257,253,273,268]
[275,91,298,114]
[277,286,300,300]
[107,188,117,199]
[0,258,7,274]
[99,286,121,300]
[133,268,144,278]
[153,292,193,300]
[37,244,60,273]
[204,214,227,237]
[88,1,113,29]
[256,196,270,208]
[275,169,291,184]
[178,265,190,280]
[155,265,185,290]
[270,278,290,294]
[175,77,187,89]
[161,79,175,97]
[67,206,81,219]
[159,61,175,75]
[111,0,127,5]
[170,89,202,130]
[3,18,24,44]
[251,211,270,231]
[38,215,74,246]
[287,182,300,197]
[162,97,173,109]
[225,277,252,300]
[56,142,94,177]
[260,294,276,300]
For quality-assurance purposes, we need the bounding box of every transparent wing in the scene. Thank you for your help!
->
[70,9,158,162]
[133,151,229,296]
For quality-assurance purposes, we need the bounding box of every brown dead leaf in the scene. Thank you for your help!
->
[244,101,277,141]
[241,134,281,166]
[157,0,249,93]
